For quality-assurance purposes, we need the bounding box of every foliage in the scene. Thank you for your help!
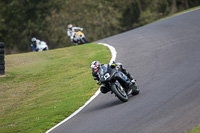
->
[0,0,200,54]
[0,43,111,133]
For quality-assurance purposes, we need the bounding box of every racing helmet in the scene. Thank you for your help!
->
[31,37,36,42]
[68,24,73,29]
[90,61,101,72]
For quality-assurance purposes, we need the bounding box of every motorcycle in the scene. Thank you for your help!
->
[97,64,139,102]
[32,41,49,52]
[73,31,88,45]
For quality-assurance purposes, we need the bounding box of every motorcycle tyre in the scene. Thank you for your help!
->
[131,84,140,96]
[0,42,4,48]
[0,54,4,65]
[0,70,5,75]
[0,49,4,54]
[0,65,5,70]
[111,84,128,102]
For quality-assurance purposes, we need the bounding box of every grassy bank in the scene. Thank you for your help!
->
[189,126,200,133]
[0,43,111,133]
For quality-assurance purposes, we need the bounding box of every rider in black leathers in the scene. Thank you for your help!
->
[90,61,136,94]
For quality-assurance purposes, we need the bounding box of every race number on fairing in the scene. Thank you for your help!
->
[104,73,110,80]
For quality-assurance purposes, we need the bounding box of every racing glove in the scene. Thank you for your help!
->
[97,81,101,85]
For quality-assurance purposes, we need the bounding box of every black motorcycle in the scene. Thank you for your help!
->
[97,64,139,102]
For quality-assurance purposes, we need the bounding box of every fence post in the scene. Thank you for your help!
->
[0,42,5,75]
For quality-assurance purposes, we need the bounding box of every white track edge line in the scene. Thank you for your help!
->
[46,43,116,133]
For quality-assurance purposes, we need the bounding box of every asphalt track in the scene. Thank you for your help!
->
[48,9,200,133]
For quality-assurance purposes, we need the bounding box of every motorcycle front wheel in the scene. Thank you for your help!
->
[111,84,128,102]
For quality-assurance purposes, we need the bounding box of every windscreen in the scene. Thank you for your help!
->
[99,64,108,76]
[98,64,113,83]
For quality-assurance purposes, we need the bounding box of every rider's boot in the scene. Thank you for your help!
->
[128,74,139,91]
[127,74,135,83]
[131,79,140,91]
[131,79,136,84]
[127,79,140,94]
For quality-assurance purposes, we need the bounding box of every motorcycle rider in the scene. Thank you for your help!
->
[90,61,137,94]
[67,24,84,45]
[31,37,40,51]
[31,37,48,51]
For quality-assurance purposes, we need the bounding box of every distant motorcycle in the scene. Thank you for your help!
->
[33,41,48,52]
[97,64,139,102]
[73,31,88,45]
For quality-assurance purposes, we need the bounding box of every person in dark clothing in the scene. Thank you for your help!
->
[31,37,37,51]
[90,61,137,94]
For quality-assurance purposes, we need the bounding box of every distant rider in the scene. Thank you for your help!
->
[31,37,40,51]
[31,37,48,51]
[67,24,83,45]
[90,61,137,94]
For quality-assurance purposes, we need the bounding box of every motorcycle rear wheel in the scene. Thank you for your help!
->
[131,84,140,96]
[111,84,128,102]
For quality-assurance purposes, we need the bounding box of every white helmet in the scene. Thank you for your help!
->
[90,61,101,72]
[32,37,36,42]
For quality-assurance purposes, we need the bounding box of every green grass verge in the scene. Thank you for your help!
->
[0,43,111,133]
[188,126,200,133]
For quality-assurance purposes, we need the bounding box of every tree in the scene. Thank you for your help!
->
[1,0,200,54]
[170,0,177,14]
